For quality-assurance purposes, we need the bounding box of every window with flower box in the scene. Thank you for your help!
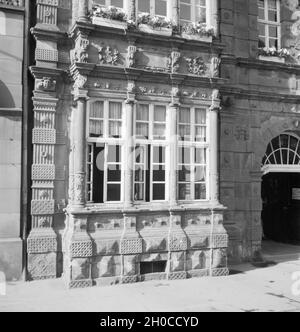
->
[137,0,168,17]
[93,0,124,10]
[179,0,207,25]
[258,0,281,49]
[134,103,167,202]
[87,100,124,203]
[178,107,208,201]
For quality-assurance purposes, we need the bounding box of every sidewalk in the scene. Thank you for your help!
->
[0,258,300,312]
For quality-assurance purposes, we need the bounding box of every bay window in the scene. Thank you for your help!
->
[179,0,207,25]
[178,107,208,201]
[137,0,168,17]
[87,100,124,203]
[258,0,281,49]
[134,103,167,202]
[93,0,124,10]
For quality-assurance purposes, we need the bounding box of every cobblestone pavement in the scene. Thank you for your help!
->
[0,258,300,312]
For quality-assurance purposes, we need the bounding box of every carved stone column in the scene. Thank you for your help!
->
[77,0,90,22]
[167,100,179,207]
[73,91,88,208]
[209,90,221,205]
[124,98,135,208]
[169,0,179,27]
[36,0,59,30]
[207,0,219,36]
[126,0,136,22]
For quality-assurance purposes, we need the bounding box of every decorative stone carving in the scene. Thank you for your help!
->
[185,56,207,75]
[36,77,57,92]
[36,0,59,26]
[101,46,120,65]
[73,74,87,89]
[167,51,181,73]
[74,174,86,205]
[211,56,221,78]
[127,45,137,68]
[27,253,57,280]
[74,34,89,63]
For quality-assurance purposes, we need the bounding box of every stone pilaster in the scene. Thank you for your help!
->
[167,100,180,207]
[209,90,221,205]
[77,0,90,23]
[207,0,219,36]
[126,0,136,22]
[36,0,59,30]
[169,0,179,27]
[124,97,135,208]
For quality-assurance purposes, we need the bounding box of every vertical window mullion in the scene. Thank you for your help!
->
[103,143,108,202]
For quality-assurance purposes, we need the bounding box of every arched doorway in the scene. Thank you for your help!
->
[261,132,300,244]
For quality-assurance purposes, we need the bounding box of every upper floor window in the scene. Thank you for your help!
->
[94,0,124,10]
[137,0,168,17]
[179,0,207,25]
[258,0,281,49]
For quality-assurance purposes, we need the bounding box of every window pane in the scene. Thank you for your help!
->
[138,0,150,12]
[155,0,167,16]
[153,165,165,182]
[111,0,123,8]
[89,102,104,138]
[107,184,121,201]
[179,147,191,164]
[179,166,191,182]
[195,183,206,200]
[268,0,277,10]
[136,123,149,139]
[134,184,144,201]
[109,121,122,138]
[259,37,266,48]
[154,106,166,121]
[258,23,265,36]
[180,4,191,21]
[135,146,145,163]
[108,164,121,182]
[153,184,165,200]
[179,125,191,141]
[195,7,206,23]
[269,25,278,38]
[195,109,206,124]
[153,124,166,140]
[195,126,206,142]
[179,183,191,200]
[195,148,206,164]
[90,120,104,138]
[194,166,206,182]
[135,166,144,182]
[258,8,265,20]
[107,145,121,163]
[268,10,278,22]
[137,105,149,120]
[109,102,122,119]
[153,146,165,164]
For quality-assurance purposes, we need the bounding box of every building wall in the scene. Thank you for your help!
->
[219,0,300,262]
[0,1,25,280]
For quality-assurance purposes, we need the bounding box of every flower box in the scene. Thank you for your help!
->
[92,16,127,30]
[138,24,172,36]
[182,33,212,43]
[258,55,285,63]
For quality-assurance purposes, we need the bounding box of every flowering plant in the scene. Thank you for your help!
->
[92,5,127,22]
[137,13,173,29]
[181,22,215,37]
[258,47,290,58]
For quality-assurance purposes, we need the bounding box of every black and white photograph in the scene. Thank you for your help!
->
[0,0,300,315]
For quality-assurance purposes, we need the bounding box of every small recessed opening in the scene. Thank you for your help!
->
[140,261,167,275]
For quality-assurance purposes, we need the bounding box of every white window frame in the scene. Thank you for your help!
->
[95,0,125,10]
[87,99,125,204]
[134,102,168,203]
[177,106,209,202]
[137,0,168,18]
[258,0,281,49]
[179,0,207,25]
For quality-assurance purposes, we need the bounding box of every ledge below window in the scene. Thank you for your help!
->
[181,33,213,43]
[258,55,285,64]
[91,16,127,30]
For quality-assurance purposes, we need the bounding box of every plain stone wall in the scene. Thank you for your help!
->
[219,0,300,263]
[0,9,24,280]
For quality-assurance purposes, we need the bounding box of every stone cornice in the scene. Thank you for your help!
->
[30,65,70,83]
[70,21,225,53]
[31,26,68,42]
[222,55,300,75]
[221,85,300,103]
[70,62,226,88]
[0,3,25,13]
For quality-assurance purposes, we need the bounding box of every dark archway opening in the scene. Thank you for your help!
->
[262,173,300,244]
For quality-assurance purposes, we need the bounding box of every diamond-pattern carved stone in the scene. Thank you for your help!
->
[31,200,55,215]
[27,253,57,280]
[27,236,57,254]
[70,240,93,258]
[120,238,143,255]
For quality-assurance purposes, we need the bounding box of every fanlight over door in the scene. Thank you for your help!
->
[262,133,300,174]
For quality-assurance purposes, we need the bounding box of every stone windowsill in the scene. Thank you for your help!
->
[91,16,127,29]
[258,55,285,63]
[181,33,213,43]
[0,3,25,12]
[138,24,172,36]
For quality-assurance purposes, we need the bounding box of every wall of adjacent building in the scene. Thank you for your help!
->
[0,4,25,280]
[219,0,300,262]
